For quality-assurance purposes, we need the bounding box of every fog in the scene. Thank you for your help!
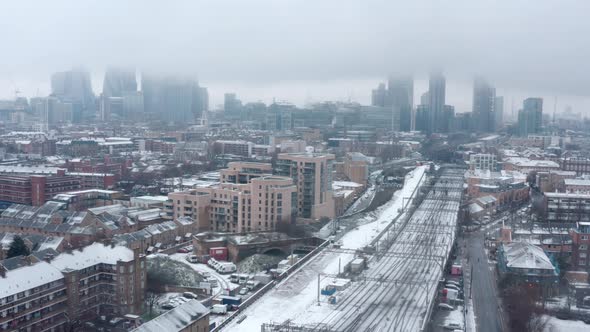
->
[1,0,589,112]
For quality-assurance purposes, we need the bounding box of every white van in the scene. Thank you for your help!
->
[211,304,227,315]
[186,255,199,263]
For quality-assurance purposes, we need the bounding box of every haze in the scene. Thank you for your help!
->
[1,0,589,112]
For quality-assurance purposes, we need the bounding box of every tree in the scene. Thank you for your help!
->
[7,236,30,258]
[145,292,164,317]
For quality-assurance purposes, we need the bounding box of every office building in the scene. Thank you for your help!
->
[103,68,137,97]
[224,93,242,120]
[518,98,543,137]
[388,76,414,132]
[371,83,388,107]
[472,77,496,132]
[50,68,95,122]
[274,153,335,220]
[428,71,446,133]
[495,96,504,128]
[266,102,294,132]
[142,74,205,124]
[469,153,497,171]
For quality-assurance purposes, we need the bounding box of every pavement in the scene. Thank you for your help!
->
[466,229,505,332]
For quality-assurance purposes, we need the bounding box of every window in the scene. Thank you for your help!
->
[580,260,587,266]
[581,245,588,250]
[581,253,588,259]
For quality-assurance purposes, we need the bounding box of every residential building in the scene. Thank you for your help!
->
[166,175,297,233]
[570,222,590,271]
[343,152,369,185]
[503,157,560,174]
[469,153,497,171]
[274,153,335,220]
[562,178,590,194]
[465,170,529,209]
[219,162,272,184]
[543,192,590,224]
[0,243,146,331]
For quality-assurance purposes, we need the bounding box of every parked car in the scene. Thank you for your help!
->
[445,284,460,291]
[442,320,463,330]
[211,304,227,315]
[109,317,124,326]
[438,303,454,311]
[161,303,175,310]
[239,287,249,295]
[177,247,189,253]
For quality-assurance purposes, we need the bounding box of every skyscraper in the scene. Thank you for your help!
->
[371,83,388,107]
[103,68,137,97]
[141,74,205,124]
[428,72,446,133]
[388,76,414,132]
[518,97,543,136]
[494,96,504,128]
[472,77,496,132]
[224,93,242,120]
[50,68,94,122]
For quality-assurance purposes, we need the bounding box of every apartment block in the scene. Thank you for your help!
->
[274,153,335,220]
[544,192,590,224]
[0,243,146,332]
[219,162,272,184]
[166,176,297,233]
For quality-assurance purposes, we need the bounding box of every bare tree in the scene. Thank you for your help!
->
[145,292,164,317]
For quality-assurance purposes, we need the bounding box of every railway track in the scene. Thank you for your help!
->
[315,169,464,332]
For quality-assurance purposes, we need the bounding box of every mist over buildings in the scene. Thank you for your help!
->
[1,0,589,111]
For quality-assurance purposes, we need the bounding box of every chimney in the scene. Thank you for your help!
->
[43,253,55,263]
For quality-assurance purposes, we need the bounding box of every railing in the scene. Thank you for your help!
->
[211,240,330,331]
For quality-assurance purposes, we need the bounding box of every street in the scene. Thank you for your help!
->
[467,230,505,332]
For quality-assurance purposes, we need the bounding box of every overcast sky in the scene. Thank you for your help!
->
[1,0,589,115]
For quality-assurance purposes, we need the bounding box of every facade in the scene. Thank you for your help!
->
[543,192,590,224]
[103,68,137,98]
[428,71,446,133]
[212,140,253,158]
[50,68,95,123]
[275,153,335,220]
[219,162,272,184]
[570,222,590,271]
[141,74,204,124]
[472,77,496,132]
[0,171,82,206]
[560,158,590,175]
[563,178,590,194]
[518,98,543,137]
[495,96,504,128]
[465,170,529,208]
[0,243,146,332]
[343,152,369,185]
[469,153,497,171]
[224,93,242,120]
[503,157,560,174]
[166,176,297,233]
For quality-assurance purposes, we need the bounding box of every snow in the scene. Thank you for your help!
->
[223,166,428,331]
[168,253,238,294]
[0,261,64,299]
[50,243,134,271]
[132,299,208,332]
[544,316,590,331]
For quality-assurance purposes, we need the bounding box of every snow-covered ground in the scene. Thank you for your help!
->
[544,316,590,331]
[223,166,428,331]
[168,253,238,294]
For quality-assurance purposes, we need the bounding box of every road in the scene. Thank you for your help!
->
[467,230,504,332]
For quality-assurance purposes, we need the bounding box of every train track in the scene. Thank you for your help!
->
[314,169,464,331]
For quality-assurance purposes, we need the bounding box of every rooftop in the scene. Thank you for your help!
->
[131,299,209,332]
[503,242,555,271]
[49,243,134,271]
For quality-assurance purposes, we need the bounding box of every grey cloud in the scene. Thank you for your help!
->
[0,0,589,108]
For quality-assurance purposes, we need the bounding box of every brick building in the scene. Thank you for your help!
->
[0,243,146,331]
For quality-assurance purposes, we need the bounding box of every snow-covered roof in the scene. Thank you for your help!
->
[468,203,484,214]
[0,261,63,300]
[503,242,555,271]
[564,179,590,187]
[132,299,208,332]
[50,243,134,271]
[332,181,363,189]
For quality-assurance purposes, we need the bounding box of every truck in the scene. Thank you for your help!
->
[219,295,242,306]
[209,247,228,261]
[211,304,228,315]
[443,288,459,300]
